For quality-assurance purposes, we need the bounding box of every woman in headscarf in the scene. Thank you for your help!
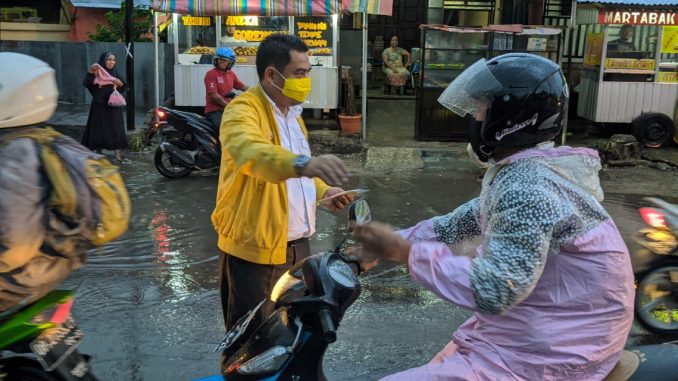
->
[82,52,129,163]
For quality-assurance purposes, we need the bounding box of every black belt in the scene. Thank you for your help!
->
[287,237,308,247]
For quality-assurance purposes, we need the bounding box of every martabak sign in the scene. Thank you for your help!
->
[598,10,678,26]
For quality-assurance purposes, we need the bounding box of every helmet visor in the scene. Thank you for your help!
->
[437,59,503,118]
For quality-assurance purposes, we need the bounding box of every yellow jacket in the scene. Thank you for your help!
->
[211,85,330,265]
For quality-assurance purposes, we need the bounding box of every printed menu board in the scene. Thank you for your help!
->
[294,16,333,56]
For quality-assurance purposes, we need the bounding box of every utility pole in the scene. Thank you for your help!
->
[125,0,135,130]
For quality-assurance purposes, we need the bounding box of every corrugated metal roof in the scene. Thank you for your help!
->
[577,0,678,5]
[68,0,151,9]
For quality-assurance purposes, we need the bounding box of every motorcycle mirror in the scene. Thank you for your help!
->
[334,200,372,254]
[348,200,372,231]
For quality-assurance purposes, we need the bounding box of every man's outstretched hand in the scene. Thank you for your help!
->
[299,154,348,187]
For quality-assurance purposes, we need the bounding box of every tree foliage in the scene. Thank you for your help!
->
[88,2,152,42]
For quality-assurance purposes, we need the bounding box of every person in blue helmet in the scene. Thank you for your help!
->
[204,47,249,131]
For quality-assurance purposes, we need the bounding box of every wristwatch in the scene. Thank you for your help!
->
[293,155,312,175]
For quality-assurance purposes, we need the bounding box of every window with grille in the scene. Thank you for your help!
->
[443,0,495,11]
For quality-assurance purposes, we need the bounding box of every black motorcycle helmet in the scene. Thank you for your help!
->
[439,53,568,161]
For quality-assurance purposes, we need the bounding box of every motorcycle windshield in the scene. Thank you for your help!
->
[270,271,303,303]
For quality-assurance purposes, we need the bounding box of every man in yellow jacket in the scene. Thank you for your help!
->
[211,34,353,360]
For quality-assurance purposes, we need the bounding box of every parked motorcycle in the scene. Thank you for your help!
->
[0,290,97,380]
[151,97,234,178]
[632,197,678,335]
[194,199,372,381]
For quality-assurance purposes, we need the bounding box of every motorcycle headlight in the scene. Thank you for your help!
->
[270,271,303,303]
[237,345,290,375]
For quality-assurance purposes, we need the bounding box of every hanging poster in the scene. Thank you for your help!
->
[583,32,604,68]
[661,26,678,53]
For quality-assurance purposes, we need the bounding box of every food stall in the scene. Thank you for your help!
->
[576,1,678,147]
[416,25,564,141]
[151,1,340,110]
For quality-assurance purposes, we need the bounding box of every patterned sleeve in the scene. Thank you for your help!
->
[470,186,562,314]
[432,197,482,245]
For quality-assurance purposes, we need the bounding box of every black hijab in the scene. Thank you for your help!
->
[97,52,124,82]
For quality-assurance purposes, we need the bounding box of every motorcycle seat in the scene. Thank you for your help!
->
[603,350,638,381]
[603,343,678,381]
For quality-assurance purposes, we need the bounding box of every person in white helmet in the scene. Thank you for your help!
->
[0,53,130,312]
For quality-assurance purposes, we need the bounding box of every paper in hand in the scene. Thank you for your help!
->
[316,188,369,205]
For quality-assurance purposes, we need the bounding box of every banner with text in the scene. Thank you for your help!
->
[598,10,678,26]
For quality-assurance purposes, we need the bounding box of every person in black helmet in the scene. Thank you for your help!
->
[351,53,634,380]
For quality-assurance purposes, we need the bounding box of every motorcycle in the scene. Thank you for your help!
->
[632,197,678,335]
[151,94,235,178]
[194,198,678,381]
[0,290,97,380]
[195,199,372,381]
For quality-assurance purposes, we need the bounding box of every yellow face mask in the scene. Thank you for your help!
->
[271,68,312,103]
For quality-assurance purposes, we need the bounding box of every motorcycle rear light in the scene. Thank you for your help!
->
[640,207,667,229]
[50,299,73,325]
[155,109,167,121]
[29,299,73,326]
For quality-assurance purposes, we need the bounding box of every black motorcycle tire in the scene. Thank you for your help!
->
[634,259,678,335]
[154,140,193,178]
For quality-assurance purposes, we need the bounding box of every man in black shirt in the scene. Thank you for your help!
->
[607,25,639,58]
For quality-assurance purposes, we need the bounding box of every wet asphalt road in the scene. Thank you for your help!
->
[61,152,677,381]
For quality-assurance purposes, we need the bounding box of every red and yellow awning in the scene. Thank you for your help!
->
[152,0,392,16]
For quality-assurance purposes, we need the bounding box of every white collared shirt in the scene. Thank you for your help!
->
[262,91,316,241]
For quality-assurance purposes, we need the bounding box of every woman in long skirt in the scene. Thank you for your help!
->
[82,52,129,162]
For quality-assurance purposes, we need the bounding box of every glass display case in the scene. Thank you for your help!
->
[174,15,218,64]
[221,16,290,65]
[603,24,659,82]
[168,14,339,108]
[416,27,489,141]
[422,29,489,89]
[507,29,562,63]
[416,25,563,141]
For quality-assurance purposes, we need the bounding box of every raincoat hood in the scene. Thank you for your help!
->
[490,142,604,202]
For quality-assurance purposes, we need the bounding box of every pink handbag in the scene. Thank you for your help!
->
[108,87,126,107]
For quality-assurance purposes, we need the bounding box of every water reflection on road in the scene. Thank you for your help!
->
[62,156,675,380]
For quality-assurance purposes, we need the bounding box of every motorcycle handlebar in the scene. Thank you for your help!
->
[318,308,337,343]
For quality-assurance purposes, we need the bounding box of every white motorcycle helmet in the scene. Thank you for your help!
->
[0,52,59,129]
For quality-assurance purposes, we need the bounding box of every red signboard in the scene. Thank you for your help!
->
[599,10,678,26]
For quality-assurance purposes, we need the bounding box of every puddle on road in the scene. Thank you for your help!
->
[61,155,676,380]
